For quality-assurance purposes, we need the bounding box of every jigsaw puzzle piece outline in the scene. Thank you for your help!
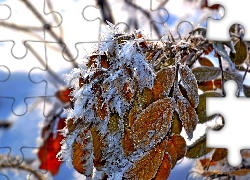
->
[0,4,11,21]
[206,80,250,167]
[0,0,62,58]
[206,0,250,41]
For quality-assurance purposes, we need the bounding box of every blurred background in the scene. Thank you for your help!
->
[0,0,223,179]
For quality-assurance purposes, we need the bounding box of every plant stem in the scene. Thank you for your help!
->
[218,55,225,96]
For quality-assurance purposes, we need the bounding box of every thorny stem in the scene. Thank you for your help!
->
[218,55,225,96]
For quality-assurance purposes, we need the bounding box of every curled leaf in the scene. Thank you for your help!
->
[123,139,167,180]
[192,67,221,82]
[176,96,198,140]
[132,97,174,149]
[230,40,248,65]
[179,65,199,108]
[186,134,214,159]
[153,66,176,101]
[224,71,243,90]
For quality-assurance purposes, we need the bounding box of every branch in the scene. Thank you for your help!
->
[218,55,225,96]
[124,0,161,39]
[97,0,115,24]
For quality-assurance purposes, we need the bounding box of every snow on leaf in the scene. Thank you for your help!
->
[123,139,167,180]
[72,128,94,177]
[213,41,235,70]
[153,66,176,101]
[132,97,174,149]
[186,134,214,159]
[224,71,243,90]
[176,96,198,140]
[192,66,221,82]
[179,65,199,108]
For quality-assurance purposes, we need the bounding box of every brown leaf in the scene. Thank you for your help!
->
[123,139,167,180]
[192,67,221,82]
[186,134,214,159]
[198,57,214,67]
[91,126,105,168]
[121,128,135,157]
[214,79,222,89]
[72,129,93,177]
[165,138,177,168]
[139,87,154,110]
[132,97,174,149]
[152,153,171,180]
[171,111,182,135]
[153,66,176,101]
[211,148,227,162]
[123,83,132,102]
[231,169,250,176]
[67,118,82,134]
[200,158,216,167]
[196,91,222,124]
[179,65,199,108]
[176,96,198,140]
[170,134,187,160]
[198,81,213,91]
[230,40,248,65]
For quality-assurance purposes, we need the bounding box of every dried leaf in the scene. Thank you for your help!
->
[171,111,182,135]
[192,67,221,82]
[214,79,222,89]
[121,128,135,157]
[243,84,250,97]
[198,57,214,67]
[196,91,222,124]
[186,134,214,159]
[230,40,248,65]
[224,71,243,90]
[91,126,105,168]
[153,66,176,101]
[152,153,171,180]
[123,139,167,180]
[56,88,72,104]
[170,134,187,160]
[211,148,227,162]
[132,97,174,149]
[231,169,250,176]
[123,83,132,102]
[179,65,199,108]
[165,138,177,168]
[176,96,198,140]
[67,118,82,134]
[198,81,214,91]
[108,113,119,134]
[139,87,154,109]
[200,158,216,167]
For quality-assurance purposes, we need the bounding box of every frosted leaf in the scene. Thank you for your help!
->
[179,65,199,108]
[123,139,167,180]
[192,66,221,82]
[132,97,174,150]
[224,71,243,90]
[153,66,176,100]
[213,41,235,70]
[176,96,198,140]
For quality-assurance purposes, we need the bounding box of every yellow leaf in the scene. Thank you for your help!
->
[132,97,174,149]
[123,139,167,180]
[139,87,154,110]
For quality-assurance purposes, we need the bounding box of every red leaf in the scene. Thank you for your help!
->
[56,88,72,104]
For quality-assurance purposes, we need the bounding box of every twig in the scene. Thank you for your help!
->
[218,55,225,96]
[0,121,12,129]
[124,0,161,39]
[25,43,66,87]
[242,65,249,82]
[97,0,115,24]
[19,0,77,67]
